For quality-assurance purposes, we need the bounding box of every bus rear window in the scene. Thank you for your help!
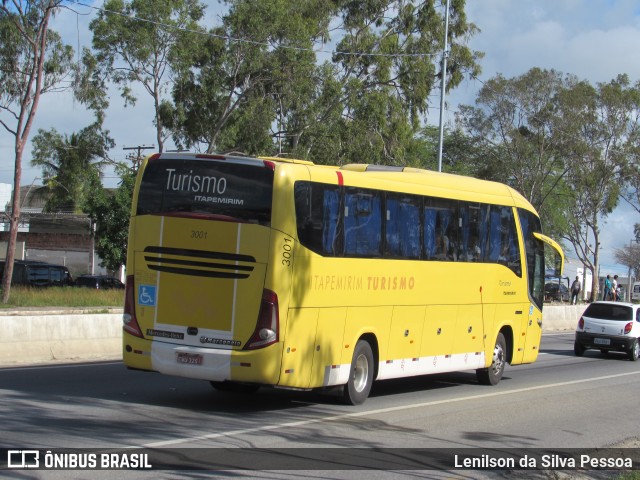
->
[136,158,274,225]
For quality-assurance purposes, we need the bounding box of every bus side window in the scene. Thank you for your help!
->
[344,188,382,257]
[459,202,484,262]
[424,206,437,259]
[489,206,521,276]
[385,194,421,259]
[294,182,341,256]
[425,198,458,261]
[321,188,341,255]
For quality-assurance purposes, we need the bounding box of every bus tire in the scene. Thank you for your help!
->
[342,340,374,405]
[476,332,506,386]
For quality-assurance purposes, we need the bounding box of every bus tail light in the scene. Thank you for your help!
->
[624,322,633,334]
[244,289,279,350]
[123,275,144,338]
[578,317,584,330]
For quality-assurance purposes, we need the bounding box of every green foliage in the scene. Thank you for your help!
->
[89,0,206,151]
[84,167,135,272]
[0,0,78,304]
[458,68,572,211]
[0,1,75,108]
[459,68,640,300]
[415,125,484,174]
[30,124,114,213]
[166,0,481,164]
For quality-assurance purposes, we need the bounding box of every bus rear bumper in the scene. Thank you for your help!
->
[151,342,233,381]
[124,333,283,384]
[145,341,283,384]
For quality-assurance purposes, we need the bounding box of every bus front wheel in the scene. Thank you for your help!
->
[342,340,374,405]
[476,333,506,386]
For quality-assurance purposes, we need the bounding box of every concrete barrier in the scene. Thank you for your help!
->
[0,304,586,367]
[0,309,122,367]
[541,304,584,331]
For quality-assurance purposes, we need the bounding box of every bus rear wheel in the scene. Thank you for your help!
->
[476,332,506,386]
[342,340,374,405]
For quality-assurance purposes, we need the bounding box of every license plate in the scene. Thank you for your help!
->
[594,338,610,346]
[177,352,203,365]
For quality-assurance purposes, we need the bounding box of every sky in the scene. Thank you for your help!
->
[1,0,640,271]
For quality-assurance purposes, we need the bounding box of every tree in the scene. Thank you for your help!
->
[89,0,205,152]
[304,0,482,166]
[457,68,572,226]
[167,0,482,164]
[166,0,331,154]
[84,165,135,273]
[614,242,640,300]
[30,124,114,213]
[557,75,640,301]
[416,124,486,175]
[0,0,75,303]
[458,70,640,301]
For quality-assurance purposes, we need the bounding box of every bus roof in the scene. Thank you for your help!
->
[143,153,536,214]
[337,163,534,211]
[262,159,536,213]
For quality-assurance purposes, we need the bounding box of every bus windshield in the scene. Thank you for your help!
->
[136,157,274,226]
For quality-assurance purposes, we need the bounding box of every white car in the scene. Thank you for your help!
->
[574,301,640,361]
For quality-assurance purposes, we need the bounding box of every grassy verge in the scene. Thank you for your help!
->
[0,287,124,308]
[618,473,640,480]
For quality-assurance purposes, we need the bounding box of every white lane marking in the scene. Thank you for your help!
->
[141,370,640,448]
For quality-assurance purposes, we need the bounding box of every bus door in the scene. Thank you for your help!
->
[519,303,542,364]
[520,231,563,364]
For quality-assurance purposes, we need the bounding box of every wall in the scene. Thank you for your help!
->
[0,305,585,367]
[0,310,122,367]
[542,304,583,331]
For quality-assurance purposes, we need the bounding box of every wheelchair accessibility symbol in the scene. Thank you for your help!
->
[138,285,157,306]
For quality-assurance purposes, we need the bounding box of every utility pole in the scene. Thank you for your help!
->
[437,0,451,173]
[123,145,155,170]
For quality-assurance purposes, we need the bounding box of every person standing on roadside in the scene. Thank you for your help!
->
[571,276,581,305]
[603,275,612,301]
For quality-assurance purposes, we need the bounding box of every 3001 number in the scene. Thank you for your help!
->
[282,237,293,267]
[190,230,208,239]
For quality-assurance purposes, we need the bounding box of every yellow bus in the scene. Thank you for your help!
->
[123,153,563,404]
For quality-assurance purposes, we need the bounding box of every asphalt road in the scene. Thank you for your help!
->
[1,332,639,479]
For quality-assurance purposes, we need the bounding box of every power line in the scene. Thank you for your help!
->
[63,0,442,60]
[123,145,154,170]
